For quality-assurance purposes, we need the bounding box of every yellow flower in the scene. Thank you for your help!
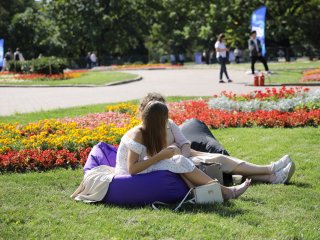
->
[105,102,138,115]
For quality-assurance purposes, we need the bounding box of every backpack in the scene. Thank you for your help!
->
[5,52,11,61]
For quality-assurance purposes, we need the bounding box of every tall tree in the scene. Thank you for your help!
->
[0,0,36,51]
[4,0,320,61]
[43,0,149,58]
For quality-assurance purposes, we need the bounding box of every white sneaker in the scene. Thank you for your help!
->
[272,161,295,184]
[271,155,292,173]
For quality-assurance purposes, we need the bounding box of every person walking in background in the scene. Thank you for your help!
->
[90,51,97,67]
[215,33,232,83]
[86,52,92,69]
[13,48,25,61]
[234,46,242,64]
[170,54,176,65]
[4,48,13,62]
[178,53,185,65]
[3,48,13,71]
[248,30,270,75]
[14,48,21,61]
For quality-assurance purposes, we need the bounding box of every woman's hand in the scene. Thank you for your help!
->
[167,145,182,155]
[156,147,175,160]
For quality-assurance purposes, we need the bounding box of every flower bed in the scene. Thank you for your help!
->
[300,67,320,82]
[169,87,320,127]
[110,63,182,71]
[0,148,91,172]
[169,100,320,128]
[1,88,320,172]
[0,103,139,172]
[208,87,320,112]
[215,86,309,101]
[0,70,88,82]
[0,71,10,75]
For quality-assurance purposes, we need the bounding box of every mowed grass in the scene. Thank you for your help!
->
[0,127,319,239]
[0,96,319,239]
[0,71,139,86]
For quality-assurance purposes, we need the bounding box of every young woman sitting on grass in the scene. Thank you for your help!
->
[138,93,295,184]
[115,101,251,200]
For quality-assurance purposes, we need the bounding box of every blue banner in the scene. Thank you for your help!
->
[251,6,267,56]
[0,39,4,67]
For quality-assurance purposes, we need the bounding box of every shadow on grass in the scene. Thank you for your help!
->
[103,200,247,217]
[248,181,312,189]
[175,201,246,217]
[287,181,312,188]
[240,196,266,205]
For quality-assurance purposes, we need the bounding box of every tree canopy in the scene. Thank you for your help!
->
[1,0,319,61]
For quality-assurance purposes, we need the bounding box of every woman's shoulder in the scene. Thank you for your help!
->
[125,126,143,144]
[168,119,176,127]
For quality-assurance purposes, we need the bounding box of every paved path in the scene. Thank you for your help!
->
[0,68,318,116]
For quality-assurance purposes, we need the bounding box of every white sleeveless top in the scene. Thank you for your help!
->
[115,128,195,175]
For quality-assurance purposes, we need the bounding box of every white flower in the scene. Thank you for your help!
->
[208,89,320,112]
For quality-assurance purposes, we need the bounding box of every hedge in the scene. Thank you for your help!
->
[8,57,67,74]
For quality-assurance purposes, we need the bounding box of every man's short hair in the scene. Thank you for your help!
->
[251,30,257,35]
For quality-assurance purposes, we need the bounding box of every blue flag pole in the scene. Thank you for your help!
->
[0,39,4,68]
[251,6,267,56]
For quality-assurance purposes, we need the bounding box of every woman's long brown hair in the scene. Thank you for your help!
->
[141,101,168,156]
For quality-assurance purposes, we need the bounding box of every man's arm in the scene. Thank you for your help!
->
[168,119,191,157]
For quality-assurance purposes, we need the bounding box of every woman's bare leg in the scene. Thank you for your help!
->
[179,174,195,188]
[181,167,215,186]
[181,167,250,200]
[220,179,251,200]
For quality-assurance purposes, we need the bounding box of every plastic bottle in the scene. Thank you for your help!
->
[259,72,265,86]
[254,75,259,86]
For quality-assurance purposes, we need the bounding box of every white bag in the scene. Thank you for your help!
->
[152,182,223,211]
[193,182,223,204]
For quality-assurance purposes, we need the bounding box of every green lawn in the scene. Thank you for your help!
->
[1,96,319,239]
[227,61,320,71]
[0,71,139,86]
[227,61,320,84]
[1,127,319,239]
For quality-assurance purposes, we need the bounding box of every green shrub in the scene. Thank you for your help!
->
[8,57,68,74]
[31,57,67,74]
[8,60,30,73]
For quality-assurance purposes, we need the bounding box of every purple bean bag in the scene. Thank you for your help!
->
[84,142,189,206]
